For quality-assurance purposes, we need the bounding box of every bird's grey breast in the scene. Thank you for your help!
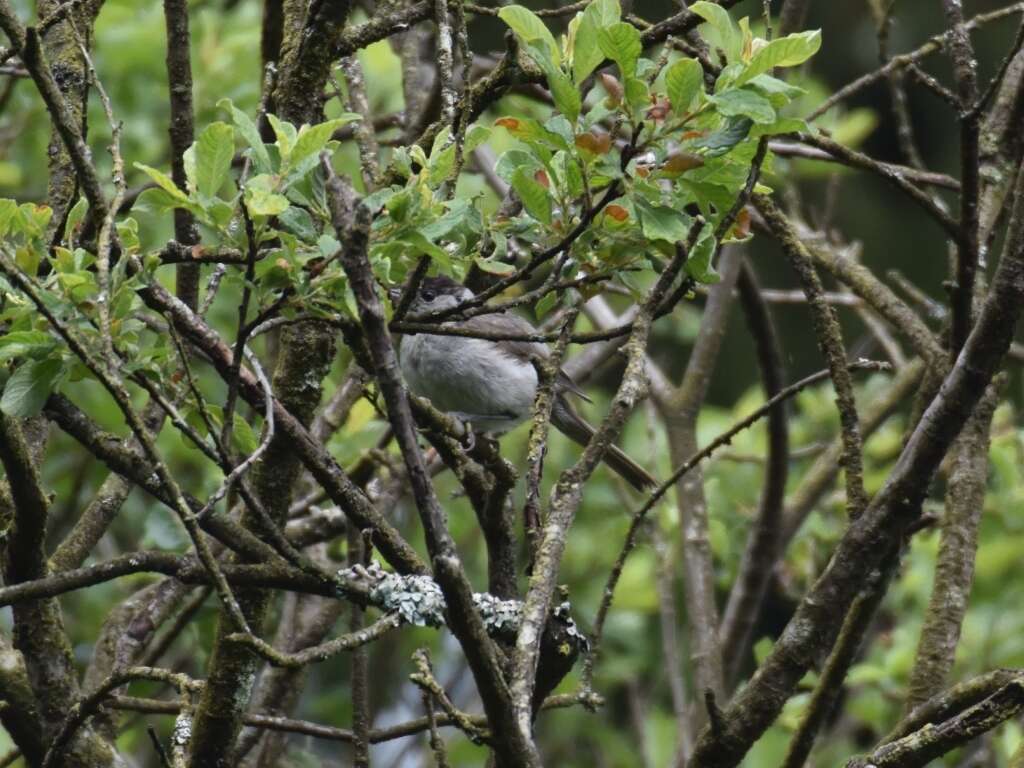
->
[399,324,539,431]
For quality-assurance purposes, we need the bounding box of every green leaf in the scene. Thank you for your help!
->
[277,206,318,241]
[665,58,703,114]
[571,14,601,85]
[219,98,272,174]
[738,30,821,85]
[189,121,235,200]
[598,22,641,78]
[554,151,584,197]
[689,2,741,61]
[0,331,56,362]
[535,291,559,318]
[746,73,806,100]
[511,166,553,224]
[494,117,570,151]
[1,358,63,417]
[232,413,259,455]
[636,199,689,243]
[63,197,87,245]
[244,174,290,216]
[402,230,451,267]
[751,116,808,138]
[134,187,190,214]
[588,0,621,27]
[711,88,776,124]
[624,77,648,111]
[134,163,189,203]
[463,124,492,156]
[420,198,482,241]
[685,223,718,283]
[267,114,297,160]
[693,116,753,155]
[495,150,543,184]
[498,5,560,67]
[289,115,361,173]
[547,66,582,124]
[0,199,16,237]
[571,0,621,83]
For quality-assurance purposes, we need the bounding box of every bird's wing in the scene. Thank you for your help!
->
[463,313,592,403]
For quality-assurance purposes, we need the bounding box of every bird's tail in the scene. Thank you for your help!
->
[551,398,656,492]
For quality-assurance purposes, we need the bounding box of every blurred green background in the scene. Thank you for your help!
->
[1,1,1023,766]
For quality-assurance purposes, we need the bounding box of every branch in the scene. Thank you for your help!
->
[126,265,427,575]
[189,299,336,760]
[808,3,1024,121]
[162,0,201,308]
[934,5,979,354]
[847,679,1024,768]
[689,155,1024,768]
[904,381,1002,710]
[0,2,106,220]
[882,669,1024,744]
[756,195,869,518]
[0,412,106,759]
[655,248,743,717]
[720,261,789,685]
[512,238,692,739]
[325,165,537,768]
[587,359,891,690]
[780,359,924,546]
[782,548,898,768]
[42,666,201,768]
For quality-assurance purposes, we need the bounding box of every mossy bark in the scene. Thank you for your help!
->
[187,322,335,766]
[38,0,103,244]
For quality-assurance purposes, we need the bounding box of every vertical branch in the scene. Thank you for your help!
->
[755,195,868,519]
[348,530,371,768]
[235,589,346,764]
[0,634,46,766]
[720,260,789,686]
[36,0,103,241]
[433,0,455,127]
[523,308,579,552]
[339,56,381,188]
[871,0,928,170]
[941,0,981,355]
[654,248,743,719]
[261,0,284,76]
[163,0,201,309]
[272,0,354,125]
[904,382,1002,711]
[0,5,107,219]
[777,0,811,37]
[512,242,691,745]
[653,526,694,768]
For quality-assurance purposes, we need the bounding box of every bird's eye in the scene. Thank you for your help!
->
[422,290,436,302]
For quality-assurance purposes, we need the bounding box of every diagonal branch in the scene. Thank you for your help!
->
[690,155,1024,768]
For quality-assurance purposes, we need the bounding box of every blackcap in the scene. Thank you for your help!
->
[395,275,655,491]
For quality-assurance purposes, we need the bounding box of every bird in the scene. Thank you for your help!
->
[394,275,655,491]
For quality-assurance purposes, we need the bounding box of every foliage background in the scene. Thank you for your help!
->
[1,0,1023,766]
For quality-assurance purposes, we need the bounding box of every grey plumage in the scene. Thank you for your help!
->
[396,276,656,491]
